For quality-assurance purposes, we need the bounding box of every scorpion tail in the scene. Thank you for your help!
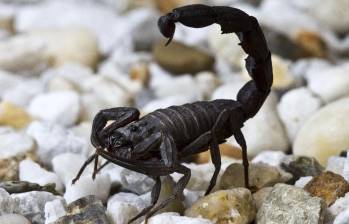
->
[158,5,273,120]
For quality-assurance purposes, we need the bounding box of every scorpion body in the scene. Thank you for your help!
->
[73,4,272,223]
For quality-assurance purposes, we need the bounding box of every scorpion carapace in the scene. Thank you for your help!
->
[72,4,272,223]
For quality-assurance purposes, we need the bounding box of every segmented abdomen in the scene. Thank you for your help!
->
[148,99,240,146]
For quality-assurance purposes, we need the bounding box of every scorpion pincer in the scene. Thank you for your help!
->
[72,4,272,223]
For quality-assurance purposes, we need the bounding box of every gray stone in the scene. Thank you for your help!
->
[55,195,110,224]
[12,191,62,224]
[27,122,88,166]
[107,192,149,224]
[0,214,31,224]
[120,169,155,194]
[0,188,16,215]
[44,198,67,224]
[281,156,324,183]
[253,187,272,211]
[0,181,59,195]
[256,183,326,224]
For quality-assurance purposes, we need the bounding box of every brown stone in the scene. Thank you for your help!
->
[185,188,256,224]
[0,101,32,129]
[154,0,200,13]
[293,30,327,58]
[219,163,292,192]
[153,40,214,75]
[0,150,38,181]
[196,143,242,164]
[304,171,349,206]
[129,63,150,86]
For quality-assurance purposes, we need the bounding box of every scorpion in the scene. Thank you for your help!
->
[72,4,272,223]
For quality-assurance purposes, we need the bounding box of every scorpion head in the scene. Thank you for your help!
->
[106,120,159,159]
[158,12,179,46]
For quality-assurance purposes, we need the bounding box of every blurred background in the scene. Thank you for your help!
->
[0,0,349,171]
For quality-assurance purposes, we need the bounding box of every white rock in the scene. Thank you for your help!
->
[342,153,349,182]
[327,156,346,175]
[0,131,34,159]
[47,76,76,92]
[16,1,122,53]
[0,34,49,74]
[194,71,220,99]
[211,79,245,101]
[0,70,22,97]
[252,151,288,167]
[328,192,349,217]
[334,208,349,224]
[227,93,289,157]
[295,176,313,188]
[19,159,63,192]
[183,189,204,209]
[27,121,88,165]
[12,191,61,224]
[99,69,143,97]
[141,95,199,114]
[28,91,80,126]
[120,169,155,194]
[42,63,94,92]
[107,192,149,224]
[294,97,349,165]
[52,153,93,186]
[2,79,44,107]
[99,163,124,185]
[82,76,131,107]
[207,24,245,67]
[143,212,213,224]
[64,174,111,203]
[0,188,16,215]
[295,0,349,33]
[305,63,349,103]
[277,87,322,142]
[25,28,100,68]
[0,214,31,224]
[171,163,216,192]
[152,75,202,100]
[44,198,67,224]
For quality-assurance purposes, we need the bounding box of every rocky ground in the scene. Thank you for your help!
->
[0,0,349,223]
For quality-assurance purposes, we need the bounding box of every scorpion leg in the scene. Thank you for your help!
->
[128,177,161,224]
[145,164,191,220]
[205,109,232,195]
[234,129,250,189]
[91,107,140,148]
[72,153,97,184]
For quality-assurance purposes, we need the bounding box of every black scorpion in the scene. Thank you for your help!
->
[72,4,272,223]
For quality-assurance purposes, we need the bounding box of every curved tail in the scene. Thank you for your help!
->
[158,4,273,119]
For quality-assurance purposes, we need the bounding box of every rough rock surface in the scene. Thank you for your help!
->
[144,212,213,224]
[185,188,256,224]
[304,171,349,206]
[256,183,326,224]
[12,191,62,224]
[220,163,292,192]
[281,156,324,183]
[54,195,110,224]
